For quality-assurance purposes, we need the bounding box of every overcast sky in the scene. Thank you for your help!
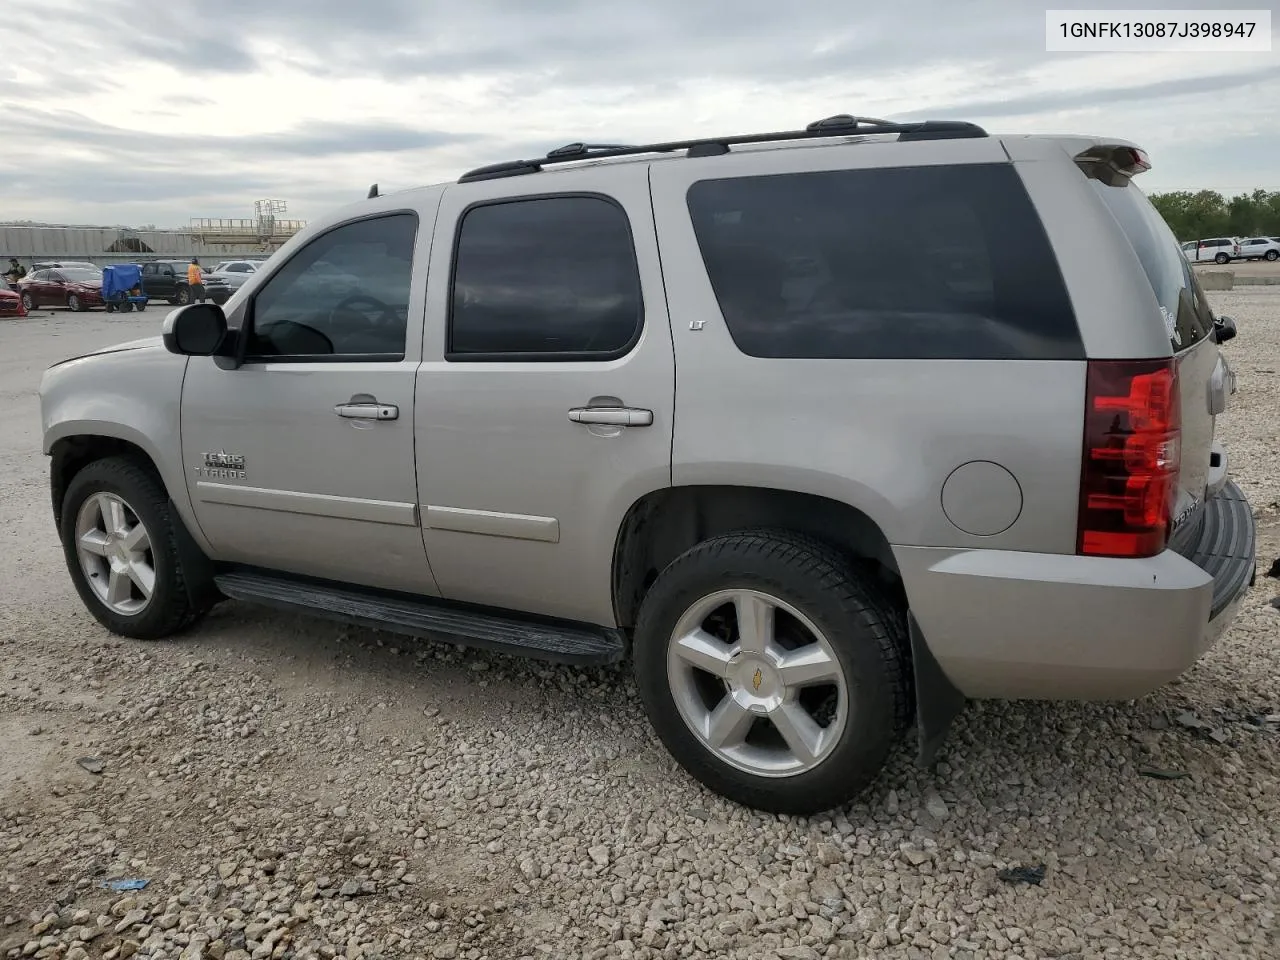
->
[1,0,1276,228]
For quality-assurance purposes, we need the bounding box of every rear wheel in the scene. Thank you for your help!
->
[60,456,209,640]
[1266,250,1279,262]
[1215,252,1230,264]
[633,530,912,815]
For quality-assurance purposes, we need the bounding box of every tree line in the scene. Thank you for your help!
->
[1149,189,1280,242]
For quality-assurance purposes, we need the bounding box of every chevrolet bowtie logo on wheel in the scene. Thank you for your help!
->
[752,668,763,692]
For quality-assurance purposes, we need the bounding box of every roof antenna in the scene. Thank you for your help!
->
[367,183,379,199]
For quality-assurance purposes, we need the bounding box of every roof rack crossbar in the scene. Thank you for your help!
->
[458,118,987,182]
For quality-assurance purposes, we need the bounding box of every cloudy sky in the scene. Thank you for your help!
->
[1,0,1276,228]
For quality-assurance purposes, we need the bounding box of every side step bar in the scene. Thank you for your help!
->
[213,570,627,666]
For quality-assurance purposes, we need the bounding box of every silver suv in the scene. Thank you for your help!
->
[38,115,1257,815]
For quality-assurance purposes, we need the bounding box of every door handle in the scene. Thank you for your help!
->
[334,401,399,421]
[567,406,653,427]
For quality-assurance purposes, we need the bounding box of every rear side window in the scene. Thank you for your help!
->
[1089,181,1214,352]
[448,195,642,359]
[685,164,1081,360]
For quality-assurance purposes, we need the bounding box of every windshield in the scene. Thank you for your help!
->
[61,268,102,282]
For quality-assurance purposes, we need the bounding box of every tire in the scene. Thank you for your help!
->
[1266,250,1279,262]
[67,293,83,312]
[59,456,209,640]
[136,303,147,312]
[21,292,34,311]
[105,303,115,314]
[633,530,912,815]
[119,301,134,313]
[176,286,191,306]
[1215,253,1229,264]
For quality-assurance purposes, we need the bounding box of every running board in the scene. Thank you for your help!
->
[213,570,627,666]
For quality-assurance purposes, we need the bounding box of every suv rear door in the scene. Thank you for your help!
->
[1088,180,1223,543]
[143,262,177,300]
[414,164,675,626]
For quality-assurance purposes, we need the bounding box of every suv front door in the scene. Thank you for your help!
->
[180,206,441,595]
[415,167,675,626]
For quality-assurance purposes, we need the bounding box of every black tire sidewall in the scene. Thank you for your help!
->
[633,536,907,814]
[59,458,190,639]
[1267,250,1279,261]
[21,292,33,311]
[1216,253,1229,263]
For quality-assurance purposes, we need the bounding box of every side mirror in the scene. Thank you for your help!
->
[1214,315,1237,344]
[163,303,229,356]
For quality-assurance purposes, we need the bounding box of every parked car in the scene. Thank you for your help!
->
[31,260,99,271]
[139,260,231,305]
[1238,237,1280,261]
[1185,237,1242,263]
[39,117,1255,815]
[0,277,26,318]
[16,266,104,312]
[206,258,268,290]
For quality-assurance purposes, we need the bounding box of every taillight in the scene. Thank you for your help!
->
[1077,359,1181,558]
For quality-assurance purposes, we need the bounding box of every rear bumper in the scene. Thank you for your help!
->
[897,481,1257,700]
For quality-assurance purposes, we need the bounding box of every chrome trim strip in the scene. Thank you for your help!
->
[422,505,560,543]
[195,482,418,526]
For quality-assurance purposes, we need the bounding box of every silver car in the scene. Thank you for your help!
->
[38,116,1256,814]
[206,259,268,290]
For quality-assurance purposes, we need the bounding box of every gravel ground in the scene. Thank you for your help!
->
[2,296,1278,960]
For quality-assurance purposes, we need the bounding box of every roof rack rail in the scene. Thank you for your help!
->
[458,115,987,183]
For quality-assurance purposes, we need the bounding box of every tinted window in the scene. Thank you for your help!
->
[449,196,642,358]
[1089,180,1214,352]
[686,164,1081,360]
[229,263,250,272]
[247,213,418,359]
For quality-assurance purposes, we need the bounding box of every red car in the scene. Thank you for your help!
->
[0,278,26,318]
[16,266,104,312]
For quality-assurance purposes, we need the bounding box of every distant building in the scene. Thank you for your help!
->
[0,208,306,267]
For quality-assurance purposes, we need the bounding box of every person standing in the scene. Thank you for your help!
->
[187,257,206,304]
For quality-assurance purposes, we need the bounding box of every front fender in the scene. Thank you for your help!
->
[39,346,207,551]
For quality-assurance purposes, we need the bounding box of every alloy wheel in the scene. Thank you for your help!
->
[74,492,157,615]
[666,588,848,778]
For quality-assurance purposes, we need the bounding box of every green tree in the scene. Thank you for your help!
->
[1149,188,1280,240]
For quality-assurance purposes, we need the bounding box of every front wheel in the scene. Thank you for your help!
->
[60,456,208,640]
[633,531,912,815]
[21,292,34,311]
[176,286,191,305]
[67,293,83,312]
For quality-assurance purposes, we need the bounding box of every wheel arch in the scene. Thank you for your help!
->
[50,431,166,526]
[51,432,220,610]
[611,484,901,631]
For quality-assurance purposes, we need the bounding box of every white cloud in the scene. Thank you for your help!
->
[0,0,1276,226]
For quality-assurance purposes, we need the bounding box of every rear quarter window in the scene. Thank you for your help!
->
[685,163,1082,360]
[1088,180,1214,353]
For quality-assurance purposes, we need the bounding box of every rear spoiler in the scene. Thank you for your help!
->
[1074,144,1151,187]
